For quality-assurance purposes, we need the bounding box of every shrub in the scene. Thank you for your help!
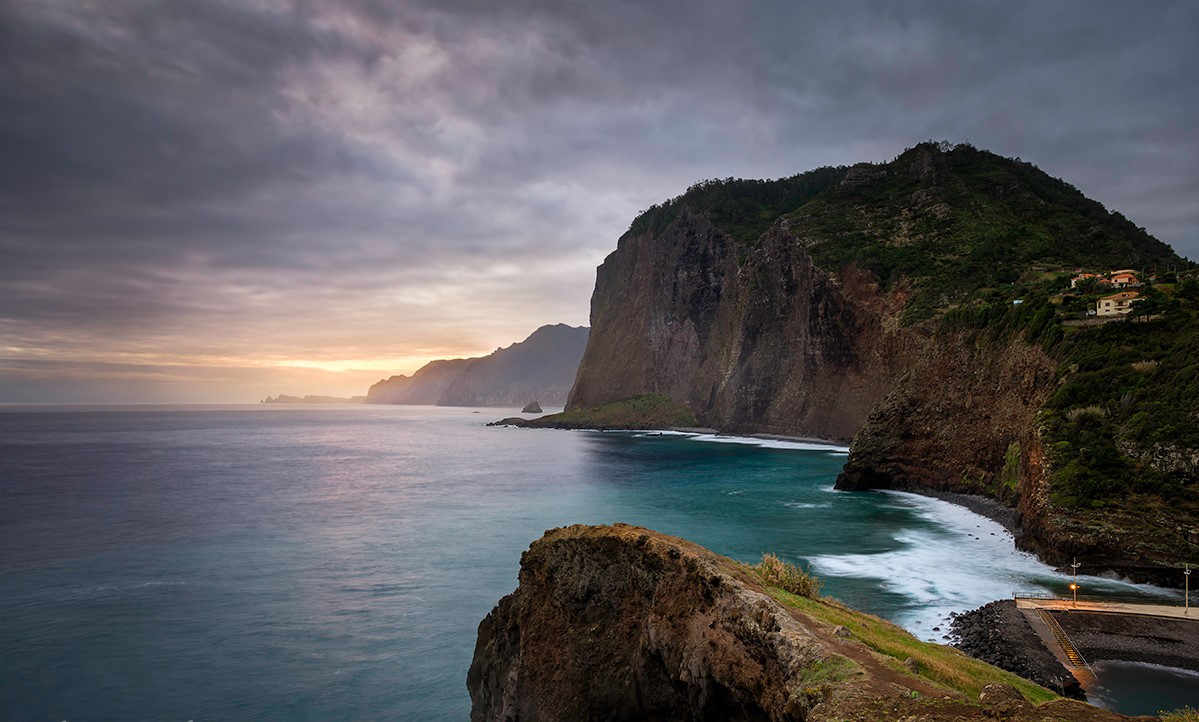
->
[755,553,823,598]
[1065,405,1107,422]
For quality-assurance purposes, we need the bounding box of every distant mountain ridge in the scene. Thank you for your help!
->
[365,324,588,407]
[261,394,365,404]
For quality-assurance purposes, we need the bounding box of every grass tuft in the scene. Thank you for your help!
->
[754,553,822,598]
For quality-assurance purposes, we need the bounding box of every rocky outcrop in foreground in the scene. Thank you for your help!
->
[951,601,1083,699]
[468,524,1138,721]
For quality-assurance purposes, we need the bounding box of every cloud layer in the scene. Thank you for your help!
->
[2,0,1196,401]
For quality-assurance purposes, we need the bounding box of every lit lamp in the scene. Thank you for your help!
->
[1070,557,1082,608]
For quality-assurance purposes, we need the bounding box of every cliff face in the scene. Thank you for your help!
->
[565,142,1194,580]
[365,325,588,407]
[837,332,1057,499]
[441,324,589,407]
[469,523,835,721]
[366,358,473,405]
[468,524,1132,722]
[567,214,918,442]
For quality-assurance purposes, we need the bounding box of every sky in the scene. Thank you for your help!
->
[1,1,1197,402]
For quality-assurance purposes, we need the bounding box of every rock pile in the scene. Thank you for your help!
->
[951,600,1083,699]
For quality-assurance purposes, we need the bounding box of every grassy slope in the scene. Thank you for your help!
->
[523,393,698,430]
[747,572,1057,705]
[738,553,1057,704]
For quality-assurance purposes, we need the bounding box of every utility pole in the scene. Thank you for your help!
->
[1070,557,1082,607]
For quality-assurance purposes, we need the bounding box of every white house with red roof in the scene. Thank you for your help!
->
[1096,290,1140,317]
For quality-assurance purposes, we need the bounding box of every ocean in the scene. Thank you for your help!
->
[0,404,1190,719]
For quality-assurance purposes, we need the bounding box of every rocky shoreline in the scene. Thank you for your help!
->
[950,600,1084,699]
[951,598,1199,709]
[889,486,1022,537]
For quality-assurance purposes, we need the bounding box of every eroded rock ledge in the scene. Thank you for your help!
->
[467,524,1140,721]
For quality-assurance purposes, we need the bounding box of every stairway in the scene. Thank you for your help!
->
[1037,609,1088,669]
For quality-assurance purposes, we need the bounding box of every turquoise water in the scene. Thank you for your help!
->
[0,405,1185,719]
[1090,661,1199,716]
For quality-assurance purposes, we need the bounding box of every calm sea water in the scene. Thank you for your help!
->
[0,405,1190,719]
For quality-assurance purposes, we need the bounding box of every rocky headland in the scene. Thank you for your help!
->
[366,324,588,407]
[469,524,1143,721]
[548,141,1197,584]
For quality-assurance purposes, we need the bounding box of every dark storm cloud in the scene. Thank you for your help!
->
[1,0,1197,400]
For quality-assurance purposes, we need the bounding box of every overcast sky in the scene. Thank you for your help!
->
[1,0,1196,402]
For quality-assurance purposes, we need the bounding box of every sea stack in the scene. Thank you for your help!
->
[521,401,542,414]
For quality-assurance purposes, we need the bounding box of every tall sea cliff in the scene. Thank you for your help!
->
[563,141,1196,581]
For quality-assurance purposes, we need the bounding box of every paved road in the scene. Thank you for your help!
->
[1015,597,1198,621]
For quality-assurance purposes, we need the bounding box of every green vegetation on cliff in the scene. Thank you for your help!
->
[935,278,1199,565]
[498,393,698,430]
[750,554,1055,702]
[628,167,844,242]
[753,553,822,598]
[629,142,1178,325]
[750,568,1056,704]
[1044,305,1199,507]
[790,142,1178,322]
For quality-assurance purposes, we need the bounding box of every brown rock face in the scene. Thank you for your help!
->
[836,331,1057,502]
[567,214,918,442]
[467,524,832,721]
[467,524,1138,722]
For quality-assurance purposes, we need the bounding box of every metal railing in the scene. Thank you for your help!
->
[1037,608,1093,674]
[1014,591,1183,606]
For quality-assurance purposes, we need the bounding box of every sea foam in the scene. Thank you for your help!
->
[634,430,849,453]
[809,491,1179,641]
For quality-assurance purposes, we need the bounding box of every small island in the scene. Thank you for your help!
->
[260,394,365,404]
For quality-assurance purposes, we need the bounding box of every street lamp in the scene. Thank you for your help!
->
[1186,564,1192,614]
[1070,557,1082,607]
